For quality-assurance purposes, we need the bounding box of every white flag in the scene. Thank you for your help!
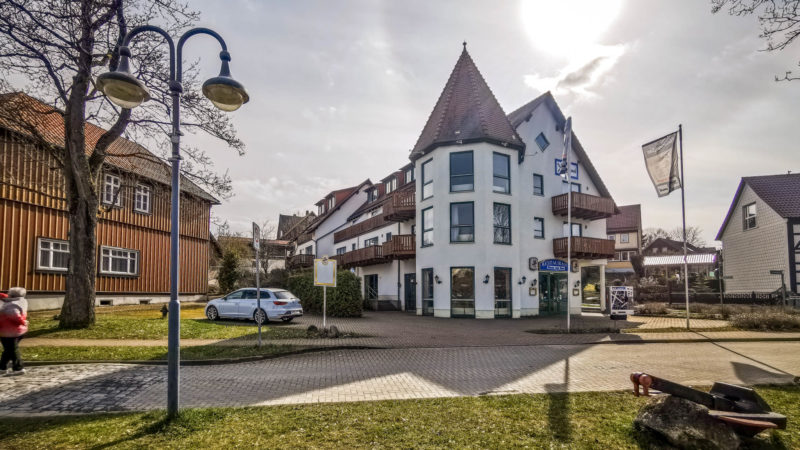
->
[557,117,572,175]
[642,131,681,197]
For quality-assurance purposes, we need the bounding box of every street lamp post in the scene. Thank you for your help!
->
[96,25,248,418]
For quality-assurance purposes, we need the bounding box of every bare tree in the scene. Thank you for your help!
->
[0,0,243,327]
[712,0,800,81]
[643,226,706,248]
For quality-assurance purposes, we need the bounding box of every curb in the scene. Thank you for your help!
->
[23,345,383,367]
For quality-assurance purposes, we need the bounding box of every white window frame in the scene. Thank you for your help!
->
[405,168,415,184]
[99,245,139,276]
[620,233,629,243]
[37,237,69,272]
[743,202,757,230]
[328,196,335,210]
[134,184,151,214]
[103,173,122,206]
[608,234,615,241]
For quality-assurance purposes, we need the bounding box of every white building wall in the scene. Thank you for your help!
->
[720,185,789,293]
[414,103,609,318]
[310,187,370,258]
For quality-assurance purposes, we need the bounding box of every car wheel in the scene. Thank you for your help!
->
[206,306,219,321]
[281,317,294,323]
[254,308,268,325]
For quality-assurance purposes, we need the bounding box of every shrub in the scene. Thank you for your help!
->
[729,309,800,331]
[288,270,362,317]
[218,250,240,294]
[635,302,668,315]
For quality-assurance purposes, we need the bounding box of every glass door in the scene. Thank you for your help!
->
[421,268,434,316]
[450,267,475,318]
[540,272,568,315]
[494,267,511,318]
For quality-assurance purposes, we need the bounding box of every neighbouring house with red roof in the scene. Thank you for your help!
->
[605,204,642,281]
[0,92,218,310]
[716,173,800,294]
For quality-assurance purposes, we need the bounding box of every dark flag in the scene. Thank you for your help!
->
[642,131,681,197]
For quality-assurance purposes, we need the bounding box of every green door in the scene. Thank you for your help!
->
[540,272,568,315]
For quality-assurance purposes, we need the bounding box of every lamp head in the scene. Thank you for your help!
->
[202,51,249,112]
[96,46,151,109]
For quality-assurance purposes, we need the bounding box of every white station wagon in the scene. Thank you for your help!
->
[205,288,303,324]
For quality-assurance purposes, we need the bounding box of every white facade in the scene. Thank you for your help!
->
[413,110,610,318]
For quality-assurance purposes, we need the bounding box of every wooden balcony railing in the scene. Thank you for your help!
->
[333,245,384,269]
[333,214,389,243]
[551,192,617,220]
[384,189,415,221]
[553,237,615,259]
[287,253,315,269]
[382,234,415,259]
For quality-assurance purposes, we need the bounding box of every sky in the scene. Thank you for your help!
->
[172,0,800,245]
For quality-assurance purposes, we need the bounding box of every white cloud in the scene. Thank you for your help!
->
[524,44,626,98]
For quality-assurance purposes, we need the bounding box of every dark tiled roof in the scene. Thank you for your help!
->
[607,204,641,233]
[0,92,219,203]
[643,237,706,255]
[507,92,551,128]
[300,180,371,236]
[716,173,800,240]
[409,46,524,161]
[278,214,305,238]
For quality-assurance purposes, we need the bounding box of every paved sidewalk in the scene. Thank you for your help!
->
[1,341,798,416]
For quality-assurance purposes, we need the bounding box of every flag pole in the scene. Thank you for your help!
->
[566,143,572,333]
[678,124,690,329]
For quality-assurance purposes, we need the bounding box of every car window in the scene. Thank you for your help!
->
[226,290,245,300]
[259,290,273,299]
[242,289,257,299]
[274,291,296,299]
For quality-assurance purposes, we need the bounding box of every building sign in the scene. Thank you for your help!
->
[554,159,578,180]
[314,257,337,287]
[539,259,568,272]
[609,286,634,316]
[528,257,539,271]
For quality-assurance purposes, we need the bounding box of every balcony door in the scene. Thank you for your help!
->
[494,267,511,318]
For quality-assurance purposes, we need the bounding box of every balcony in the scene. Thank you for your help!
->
[553,237,615,259]
[334,214,389,243]
[552,192,617,220]
[333,245,384,269]
[287,253,315,269]
[384,189,415,221]
[382,234,415,260]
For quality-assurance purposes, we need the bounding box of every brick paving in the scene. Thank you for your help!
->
[1,341,798,416]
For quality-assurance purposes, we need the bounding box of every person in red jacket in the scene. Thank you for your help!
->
[0,287,28,375]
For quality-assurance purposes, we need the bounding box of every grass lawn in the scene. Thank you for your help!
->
[26,303,311,340]
[0,386,797,449]
[21,344,302,362]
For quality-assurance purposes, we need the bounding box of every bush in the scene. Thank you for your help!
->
[218,250,240,294]
[635,302,668,315]
[729,309,800,331]
[288,270,362,317]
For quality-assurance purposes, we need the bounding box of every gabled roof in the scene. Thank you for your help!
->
[716,173,800,240]
[644,237,708,255]
[300,179,371,236]
[507,91,614,201]
[607,204,642,233]
[0,92,219,203]
[409,45,524,161]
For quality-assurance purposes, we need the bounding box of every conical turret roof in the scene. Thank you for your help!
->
[409,45,524,161]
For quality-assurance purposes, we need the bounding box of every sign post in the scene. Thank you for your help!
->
[252,222,262,347]
[314,256,337,330]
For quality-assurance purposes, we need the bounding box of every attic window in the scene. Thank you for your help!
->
[535,132,549,151]
[367,188,377,203]
[328,197,335,210]
[743,203,757,230]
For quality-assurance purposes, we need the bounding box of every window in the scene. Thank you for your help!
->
[352,243,356,251]
[364,237,379,247]
[493,203,511,244]
[328,196,335,210]
[421,268,434,316]
[304,246,313,255]
[422,207,434,247]
[562,180,581,193]
[450,202,474,242]
[385,232,392,242]
[608,234,615,241]
[535,132,549,151]
[449,151,473,192]
[620,233,630,243]
[37,238,69,271]
[534,217,545,239]
[451,267,475,317]
[405,167,415,184]
[743,203,757,230]
[103,174,122,206]
[385,178,396,194]
[134,184,151,213]
[533,174,544,196]
[367,188,377,203]
[422,159,433,200]
[336,247,346,255]
[100,246,138,276]
[563,222,582,237]
[493,152,510,193]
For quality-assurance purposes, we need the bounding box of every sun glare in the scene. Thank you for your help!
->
[520,0,623,55]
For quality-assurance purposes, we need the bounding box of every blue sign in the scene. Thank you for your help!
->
[539,258,568,272]
[554,159,579,180]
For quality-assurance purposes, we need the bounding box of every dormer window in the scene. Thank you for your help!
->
[405,167,415,184]
[367,188,377,203]
[385,177,396,194]
[317,204,324,215]
[328,196,335,210]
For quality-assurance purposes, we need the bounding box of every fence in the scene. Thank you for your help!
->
[636,291,798,307]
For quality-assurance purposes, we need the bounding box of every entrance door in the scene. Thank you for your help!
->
[494,267,511,318]
[404,273,416,312]
[540,272,568,315]
[421,268,434,316]
[364,275,378,301]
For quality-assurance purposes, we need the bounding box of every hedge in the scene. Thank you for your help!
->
[287,270,363,317]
